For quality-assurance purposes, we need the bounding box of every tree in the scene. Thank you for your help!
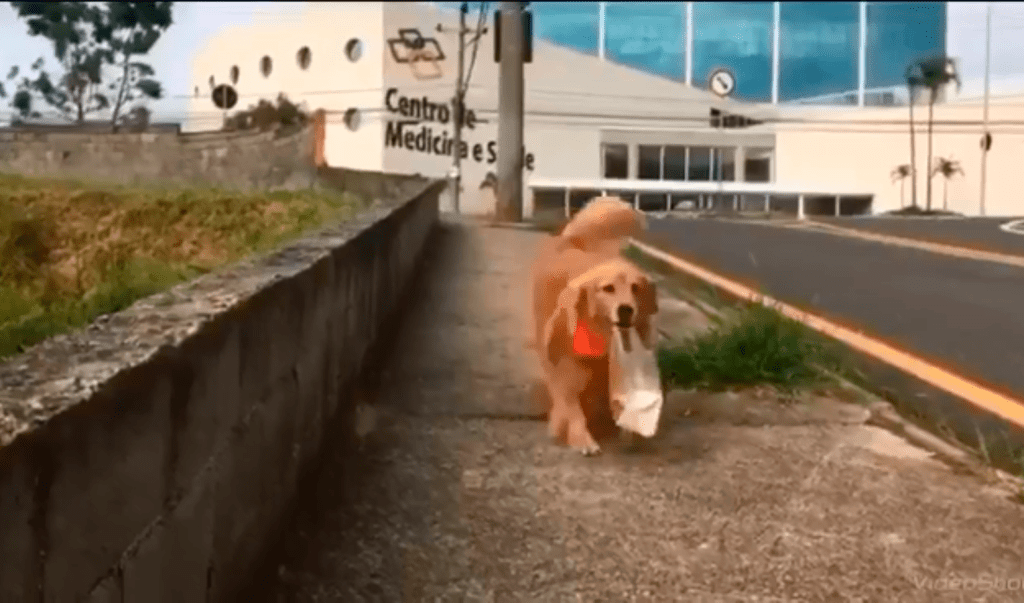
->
[222,94,308,133]
[2,2,172,126]
[101,2,173,127]
[931,157,964,212]
[119,104,151,133]
[905,55,961,212]
[890,164,913,209]
[902,70,920,209]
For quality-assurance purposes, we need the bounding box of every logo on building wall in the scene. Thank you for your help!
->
[388,28,445,80]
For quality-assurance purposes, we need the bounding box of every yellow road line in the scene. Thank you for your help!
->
[779,220,1024,269]
[631,238,1024,430]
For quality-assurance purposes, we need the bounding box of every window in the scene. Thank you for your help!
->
[602,143,628,179]
[343,108,361,131]
[604,2,685,81]
[663,146,687,180]
[260,55,273,77]
[778,2,859,102]
[570,189,603,214]
[745,147,773,182]
[688,146,712,181]
[297,46,312,70]
[638,145,661,180]
[230,65,239,84]
[531,2,600,56]
[638,193,667,212]
[345,38,363,62]
[693,2,773,102]
[865,2,946,94]
[716,148,736,181]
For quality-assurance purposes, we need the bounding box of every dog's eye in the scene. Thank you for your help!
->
[602,284,615,293]
[631,282,640,294]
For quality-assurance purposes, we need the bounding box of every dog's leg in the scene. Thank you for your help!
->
[562,396,601,456]
[546,363,601,456]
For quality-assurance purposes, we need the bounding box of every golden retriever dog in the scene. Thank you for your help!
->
[529,197,656,455]
[528,196,647,347]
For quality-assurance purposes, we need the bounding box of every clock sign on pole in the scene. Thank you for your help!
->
[708,67,736,98]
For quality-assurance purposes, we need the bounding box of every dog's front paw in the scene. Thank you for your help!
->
[567,424,602,456]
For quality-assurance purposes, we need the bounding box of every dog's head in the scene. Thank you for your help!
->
[543,259,658,363]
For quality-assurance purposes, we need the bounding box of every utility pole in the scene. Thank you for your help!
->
[980,1,992,217]
[439,4,487,215]
[452,2,468,214]
[496,1,526,222]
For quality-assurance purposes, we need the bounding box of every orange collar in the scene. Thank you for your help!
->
[572,320,608,357]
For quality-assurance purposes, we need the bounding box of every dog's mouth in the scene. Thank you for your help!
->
[614,321,633,329]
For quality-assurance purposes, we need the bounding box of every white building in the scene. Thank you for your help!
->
[188,2,1024,217]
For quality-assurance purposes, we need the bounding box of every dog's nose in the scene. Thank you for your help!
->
[616,305,634,324]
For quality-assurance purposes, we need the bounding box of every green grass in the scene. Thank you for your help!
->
[0,173,363,360]
[622,243,850,392]
[657,302,845,391]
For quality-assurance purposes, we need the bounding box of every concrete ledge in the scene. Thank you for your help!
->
[0,178,444,602]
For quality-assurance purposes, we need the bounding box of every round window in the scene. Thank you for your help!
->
[297,46,312,70]
[343,108,361,131]
[345,38,363,62]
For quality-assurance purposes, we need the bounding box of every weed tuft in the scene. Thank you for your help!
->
[658,302,844,391]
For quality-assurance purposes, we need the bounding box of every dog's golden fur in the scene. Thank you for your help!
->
[529,197,657,455]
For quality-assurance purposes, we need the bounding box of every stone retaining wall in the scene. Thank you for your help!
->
[0,178,444,601]
[0,125,318,192]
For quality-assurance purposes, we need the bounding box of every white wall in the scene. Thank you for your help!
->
[776,99,1024,216]
[187,3,386,171]
[187,2,775,216]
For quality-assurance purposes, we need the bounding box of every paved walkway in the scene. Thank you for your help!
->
[259,218,1024,603]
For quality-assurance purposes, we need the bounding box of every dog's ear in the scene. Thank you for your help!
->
[637,276,658,316]
[635,276,658,350]
[581,280,598,325]
[543,282,587,364]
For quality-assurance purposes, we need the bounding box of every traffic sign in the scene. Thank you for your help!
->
[708,67,736,98]
[212,84,238,110]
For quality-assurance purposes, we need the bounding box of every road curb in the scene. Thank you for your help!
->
[788,220,1024,268]
[627,239,1024,496]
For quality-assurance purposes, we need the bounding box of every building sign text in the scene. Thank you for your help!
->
[383,87,535,170]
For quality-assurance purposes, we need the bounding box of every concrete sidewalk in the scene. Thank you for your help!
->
[261,218,1024,603]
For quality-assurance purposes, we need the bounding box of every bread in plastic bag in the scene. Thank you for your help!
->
[609,325,663,438]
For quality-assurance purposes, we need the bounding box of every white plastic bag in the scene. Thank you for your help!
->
[609,326,663,438]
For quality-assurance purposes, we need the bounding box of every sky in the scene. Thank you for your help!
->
[1,1,1024,125]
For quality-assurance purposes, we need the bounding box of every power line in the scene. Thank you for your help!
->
[11,110,1024,137]
[462,1,489,92]
[13,98,1024,132]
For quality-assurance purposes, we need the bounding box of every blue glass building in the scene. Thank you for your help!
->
[438,1,946,105]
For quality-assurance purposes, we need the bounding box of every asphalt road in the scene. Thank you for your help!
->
[814,216,1024,257]
[647,218,1024,402]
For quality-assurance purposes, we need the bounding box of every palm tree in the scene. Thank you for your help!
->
[890,164,913,208]
[905,55,961,212]
[931,157,964,212]
[903,70,920,209]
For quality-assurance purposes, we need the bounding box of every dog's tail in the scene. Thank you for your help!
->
[556,197,647,252]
